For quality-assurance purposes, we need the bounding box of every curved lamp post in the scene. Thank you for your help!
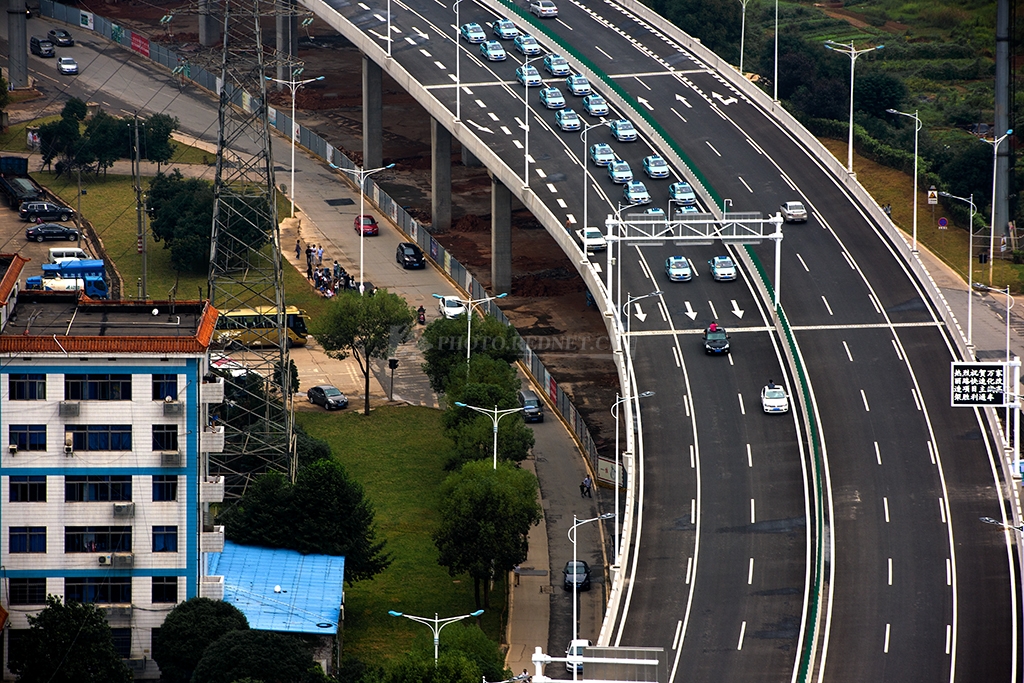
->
[568,511,613,680]
[521,54,543,189]
[265,71,324,218]
[388,608,483,663]
[824,40,883,175]
[886,108,922,252]
[432,291,508,367]
[454,0,463,122]
[981,129,1014,285]
[454,401,522,469]
[580,121,608,235]
[329,161,395,294]
[610,390,653,562]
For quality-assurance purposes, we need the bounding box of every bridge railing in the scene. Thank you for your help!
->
[37,0,602,468]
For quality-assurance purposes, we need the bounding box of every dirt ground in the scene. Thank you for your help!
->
[46,0,619,454]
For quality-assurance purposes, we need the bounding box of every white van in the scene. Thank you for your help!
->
[48,247,89,265]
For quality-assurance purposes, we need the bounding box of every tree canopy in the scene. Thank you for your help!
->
[313,289,414,414]
[7,595,133,683]
[147,170,216,273]
[420,315,522,393]
[151,597,249,683]
[219,459,391,583]
[191,630,327,683]
[434,461,542,607]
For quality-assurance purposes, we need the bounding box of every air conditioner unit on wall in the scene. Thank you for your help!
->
[98,554,112,565]
[112,502,135,518]
[160,451,182,467]
[126,658,147,672]
[111,553,134,568]
[163,401,183,416]
[58,401,80,417]
[8,444,16,455]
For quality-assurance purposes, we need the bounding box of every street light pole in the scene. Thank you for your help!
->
[329,161,395,294]
[454,0,463,122]
[265,71,324,218]
[454,401,522,469]
[522,55,542,190]
[825,40,884,175]
[622,289,663,356]
[432,291,508,367]
[387,608,484,663]
[939,191,977,350]
[886,108,921,252]
[773,0,779,101]
[386,0,393,58]
[981,129,1015,285]
[568,512,613,680]
[580,122,607,235]
[738,0,749,74]
[610,391,653,563]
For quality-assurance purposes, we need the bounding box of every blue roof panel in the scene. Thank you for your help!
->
[209,541,344,634]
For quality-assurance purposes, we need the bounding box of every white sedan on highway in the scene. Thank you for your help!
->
[760,383,790,413]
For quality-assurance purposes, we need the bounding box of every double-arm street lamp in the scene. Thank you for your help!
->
[938,191,977,349]
[580,122,608,236]
[610,391,653,563]
[329,161,395,294]
[568,511,614,676]
[266,70,324,218]
[454,401,522,469]
[454,0,464,122]
[432,291,509,366]
[521,54,543,189]
[981,129,1015,285]
[388,608,484,663]
[886,108,922,252]
[824,40,883,175]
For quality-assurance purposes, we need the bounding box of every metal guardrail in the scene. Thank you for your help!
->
[39,0,601,467]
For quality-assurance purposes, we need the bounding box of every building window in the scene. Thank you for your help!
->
[152,425,178,452]
[152,526,178,553]
[9,476,46,502]
[152,577,178,604]
[152,475,178,502]
[152,374,178,401]
[9,527,46,553]
[66,425,132,451]
[9,579,46,605]
[110,628,132,658]
[9,425,46,452]
[64,526,131,553]
[65,476,132,502]
[65,577,131,604]
[9,374,45,400]
[64,374,132,401]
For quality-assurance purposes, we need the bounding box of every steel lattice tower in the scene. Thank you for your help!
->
[207,0,298,498]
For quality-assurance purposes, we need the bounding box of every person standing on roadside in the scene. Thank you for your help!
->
[295,239,301,260]
[583,475,592,498]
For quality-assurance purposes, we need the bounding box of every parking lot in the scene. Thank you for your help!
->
[0,181,93,279]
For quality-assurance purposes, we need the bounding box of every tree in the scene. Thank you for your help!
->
[219,460,391,583]
[420,315,522,393]
[434,461,542,607]
[151,597,249,683]
[147,170,215,273]
[0,73,10,114]
[191,630,327,683]
[144,113,178,170]
[854,71,908,118]
[83,111,127,174]
[7,595,133,683]
[439,623,510,682]
[376,651,482,683]
[313,289,414,414]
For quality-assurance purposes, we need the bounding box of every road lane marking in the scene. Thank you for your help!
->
[887,557,892,585]
[639,258,653,280]
[533,164,543,175]
[911,388,921,411]
[690,499,695,524]
[673,620,683,649]
[420,50,432,58]
[566,213,575,223]
[946,559,951,585]
[547,183,557,193]
[705,141,721,157]
[939,498,947,523]
[821,295,834,315]
[683,394,690,416]
[737,621,747,650]
[434,60,446,69]
[841,251,855,269]
[867,294,880,314]
[750,498,755,523]
[689,444,694,469]
[488,112,499,121]
[747,558,754,584]
[513,140,523,149]
[672,346,681,368]
[874,441,881,465]
[405,36,417,44]
[842,341,853,362]
[557,199,567,208]
[796,253,810,271]
[861,389,870,412]
[658,301,668,322]
[685,557,692,585]
[635,77,651,90]
[883,497,890,522]
[738,176,752,193]
[595,46,613,60]
[746,443,752,468]
[737,393,745,415]
[927,440,936,464]
[501,125,512,135]
[728,353,734,366]
[891,338,903,360]
[884,623,891,653]
[670,107,687,122]
[708,300,718,318]
[946,624,952,654]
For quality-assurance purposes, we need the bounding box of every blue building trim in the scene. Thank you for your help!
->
[184,358,199,599]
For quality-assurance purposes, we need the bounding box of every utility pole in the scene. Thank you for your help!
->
[133,114,147,299]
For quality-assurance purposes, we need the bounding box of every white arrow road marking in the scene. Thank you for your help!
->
[712,91,737,105]
[370,30,388,41]
[675,93,692,108]
[636,97,653,111]
[731,299,744,318]
[413,27,429,39]
[684,301,697,320]
[373,13,386,21]
[468,121,493,134]
[633,303,648,322]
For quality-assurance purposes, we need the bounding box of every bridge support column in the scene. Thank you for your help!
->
[431,118,452,234]
[275,0,299,86]
[491,173,512,294]
[198,0,219,47]
[462,146,482,167]
[7,0,28,88]
[362,55,383,169]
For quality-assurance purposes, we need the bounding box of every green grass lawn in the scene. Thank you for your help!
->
[297,406,506,664]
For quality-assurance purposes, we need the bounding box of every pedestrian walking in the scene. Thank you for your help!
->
[316,245,324,266]
[583,475,592,498]
[333,260,341,280]
[306,263,313,280]
[295,239,301,260]
[579,480,586,498]
[305,245,313,266]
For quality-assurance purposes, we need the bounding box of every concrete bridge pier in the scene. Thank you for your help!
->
[362,55,383,169]
[491,173,512,294]
[431,118,452,234]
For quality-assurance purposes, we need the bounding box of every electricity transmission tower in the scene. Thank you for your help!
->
[203,0,304,498]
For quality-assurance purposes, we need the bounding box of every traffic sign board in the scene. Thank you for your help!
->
[928,189,939,205]
[938,217,948,229]
[951,362,1007,406]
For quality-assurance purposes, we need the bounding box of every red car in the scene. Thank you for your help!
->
[354,215,379,236]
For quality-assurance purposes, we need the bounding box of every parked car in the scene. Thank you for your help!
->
[529,0,558,17]
[491,17,519,39]
[589,143,615,167]
[518,389,545,422]
[538,87,565,109]
[562,560,591,590]
[459,22,486,43]
[56,56,78,75]
[479,40,506,61]
[47,28,74,46]
[354,215,379,236]
[781,200,808,222]
[515,64,542,87]
[19,200,74,222]
[307,384,349,410]
[513,33,541,56]
[565,74,591,96]
[582,94,609,116]
[437,295,466,319]
[25,223,79,242]
[395,242,425,269]
[554,109,581,131]
[609,118,637,142]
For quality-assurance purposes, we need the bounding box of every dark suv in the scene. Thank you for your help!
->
[20,201,74,222]
[518,389,544,423]
[395,242,425,269]
[25,223,79,242]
